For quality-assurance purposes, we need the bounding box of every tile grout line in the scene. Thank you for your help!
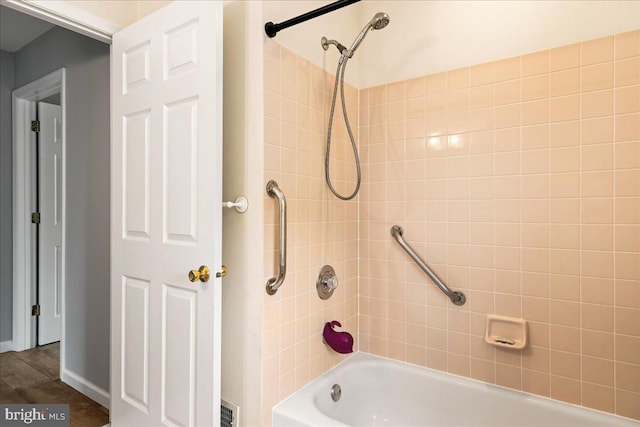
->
[578,40,583,408]
[546,51,552,398]
[611,35,617,415]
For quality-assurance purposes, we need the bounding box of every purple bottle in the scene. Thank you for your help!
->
[323,321,354,354]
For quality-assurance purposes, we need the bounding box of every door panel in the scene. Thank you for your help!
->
[164,97,198,244]
[122,276,149,412]
[38,102,63,346]
[123,110,151,240]
[111,2,222,425]
[162,284,196,427]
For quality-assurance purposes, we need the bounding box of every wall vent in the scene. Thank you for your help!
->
[221,398,239,427]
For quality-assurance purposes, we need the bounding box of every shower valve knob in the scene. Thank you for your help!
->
[322,277,338,290]
[317,265,338,300]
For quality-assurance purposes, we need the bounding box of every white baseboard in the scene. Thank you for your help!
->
[62,368,110,408]
[0,340,14,353]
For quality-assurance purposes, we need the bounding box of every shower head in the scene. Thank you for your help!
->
[346,12,390,58]
[370,12,390,30]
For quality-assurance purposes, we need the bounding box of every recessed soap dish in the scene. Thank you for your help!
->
[485,315,527,350]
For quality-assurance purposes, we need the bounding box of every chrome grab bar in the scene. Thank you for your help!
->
[390,225,466,306]
[266,180,287,295]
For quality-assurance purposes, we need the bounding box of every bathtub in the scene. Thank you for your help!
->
[273,353,637,427]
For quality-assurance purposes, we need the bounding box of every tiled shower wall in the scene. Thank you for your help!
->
[261,40,359,425]
[358,30,639,419]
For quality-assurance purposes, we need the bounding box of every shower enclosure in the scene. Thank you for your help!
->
[221,2,640,425]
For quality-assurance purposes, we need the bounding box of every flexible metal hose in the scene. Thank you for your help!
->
[325,56,361,200]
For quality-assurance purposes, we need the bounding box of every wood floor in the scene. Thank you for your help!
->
[0,343,109,427]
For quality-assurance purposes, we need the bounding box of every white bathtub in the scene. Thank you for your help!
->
[273,353,637,427]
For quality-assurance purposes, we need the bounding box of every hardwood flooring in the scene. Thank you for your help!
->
[0,343,109,427]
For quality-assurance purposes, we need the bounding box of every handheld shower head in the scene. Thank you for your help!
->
[321,13,389,201]
[370,12,390,30]
[346,12,390,58]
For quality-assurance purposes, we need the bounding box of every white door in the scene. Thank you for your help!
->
[110,2,222,426]
[38,102,63,346]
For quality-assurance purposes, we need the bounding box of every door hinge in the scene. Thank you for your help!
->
[32,304,41,316]
[31,120,40,132]
[31,212,41,224]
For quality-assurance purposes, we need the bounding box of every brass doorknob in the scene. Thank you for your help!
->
[216,265,227,278]
[189,265,210,283]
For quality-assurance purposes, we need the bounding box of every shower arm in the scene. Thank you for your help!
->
[265,0,360,38]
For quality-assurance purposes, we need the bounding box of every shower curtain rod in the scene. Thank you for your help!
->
[265,0,361,38]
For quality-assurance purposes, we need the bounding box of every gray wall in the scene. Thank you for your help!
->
[0,50,14,343]
[14,26,110,391]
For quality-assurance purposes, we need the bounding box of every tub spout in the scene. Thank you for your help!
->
[323,321,354,354]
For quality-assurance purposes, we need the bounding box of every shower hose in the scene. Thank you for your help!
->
[325,56,361,201]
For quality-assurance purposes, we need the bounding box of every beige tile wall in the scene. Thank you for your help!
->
[261,40,359,425]
[358,30,639,420]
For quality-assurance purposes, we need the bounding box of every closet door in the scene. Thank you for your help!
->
[37,101,62,346]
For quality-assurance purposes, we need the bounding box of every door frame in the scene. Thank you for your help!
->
[5,0,118,410]
[0,0,120,44]
[12,69,66,357]
[5,0,117,355]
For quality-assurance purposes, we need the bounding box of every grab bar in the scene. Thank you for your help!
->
[266,180,287,295]
[390,225,466,306]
